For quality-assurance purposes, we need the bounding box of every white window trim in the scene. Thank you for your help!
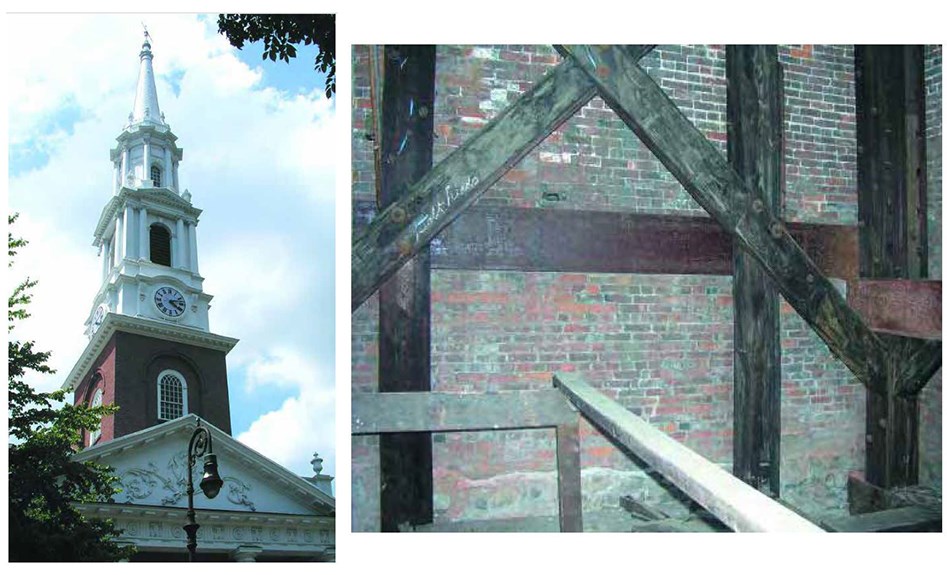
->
[89,388,104,445]
[156,369,188,421]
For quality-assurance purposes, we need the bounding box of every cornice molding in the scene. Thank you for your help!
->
[62,314,238,391]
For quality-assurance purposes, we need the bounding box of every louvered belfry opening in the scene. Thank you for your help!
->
[150,224,171,266]
[151,165,162,187]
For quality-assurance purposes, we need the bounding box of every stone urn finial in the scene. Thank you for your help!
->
[311,452,324,475]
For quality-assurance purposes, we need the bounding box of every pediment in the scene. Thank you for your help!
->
[76,416,333,517]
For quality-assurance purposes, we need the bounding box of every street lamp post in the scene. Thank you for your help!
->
[183,419,224,562]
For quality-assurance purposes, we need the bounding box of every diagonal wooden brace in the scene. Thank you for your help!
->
[351,46,655,310]
[556,44,890,394]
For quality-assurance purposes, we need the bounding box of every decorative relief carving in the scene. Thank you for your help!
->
[118,452,256,511]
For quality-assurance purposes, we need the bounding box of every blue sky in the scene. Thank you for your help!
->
[6,13,336,479]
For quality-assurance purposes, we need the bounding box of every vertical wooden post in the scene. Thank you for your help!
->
[554,421,583,532]
[727,45,784,496]
[377,45,437,530]
[855,45,928,488]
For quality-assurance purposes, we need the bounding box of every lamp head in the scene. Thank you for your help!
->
[199,453,223,499]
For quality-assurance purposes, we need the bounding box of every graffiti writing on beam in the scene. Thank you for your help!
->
[412,175,480,243]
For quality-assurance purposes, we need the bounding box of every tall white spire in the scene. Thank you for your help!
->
[130,27,163,126]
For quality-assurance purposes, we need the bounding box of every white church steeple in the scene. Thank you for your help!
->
[85,30,214,338]
[130,28,163,127]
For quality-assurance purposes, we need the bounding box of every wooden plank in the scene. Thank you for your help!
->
[848,279,941,339]
[820,506,941,532]
[351,46,655,310]
[855,45,931,488]
[727,44,783,497]
[352,390,578,434]
[555,422,583,532]
[377,45,437,532]
[556,44,887,395]
[432,206,858,280]
[619,495,670,520]
[553,373,824,532]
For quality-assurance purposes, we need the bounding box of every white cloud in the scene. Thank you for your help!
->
[7,14,335,479]
[237,368,337,478]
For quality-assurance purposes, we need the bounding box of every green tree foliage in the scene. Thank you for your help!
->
[8,214,133,561]
[217,14,336,98]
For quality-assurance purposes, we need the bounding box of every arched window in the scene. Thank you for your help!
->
[89,388,104,445]
[151,165,162,187]
[150,224,172,266]
[157,369,187,421]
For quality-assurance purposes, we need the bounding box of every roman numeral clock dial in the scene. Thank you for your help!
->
[154,286,187,318]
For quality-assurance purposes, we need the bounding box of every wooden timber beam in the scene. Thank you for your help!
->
[855,45,936,488]
[432,206,858,280]
[352,390,583,532]
[848,279,941,340]
[819,506,941,532]
[727,44,783,497]
[555,44,889,394]
[351,45,656,310]
[351,390,578,434]
[553,373,823,532]
[376,45,436,532]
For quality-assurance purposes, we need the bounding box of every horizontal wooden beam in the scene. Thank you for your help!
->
[557,44,887,394]
[553,372,824,532]
[848,279,941,340]
[351,390,578,434]
[820,506,941,532]
[433,206,858,279]
[352,46,655,310]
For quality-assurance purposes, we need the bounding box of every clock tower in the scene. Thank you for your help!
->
[65,30,238,447]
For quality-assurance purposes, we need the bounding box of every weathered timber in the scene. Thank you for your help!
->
[727,44,783,497]
[856,46,928,280]
[848,279,941,339]
[432,206,858,280]
[848,471,943,513]
[856,45,931,488]
[377,45,437,532]
[351,46,655,310]
[820,506,941,532]
[556,44,886,394]
[553,373,823,532]
[352,390,578,434]
[555,422,583,532]
[889,334,942,396]
[618,495,670,521]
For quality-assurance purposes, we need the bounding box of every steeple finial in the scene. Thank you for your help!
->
[130,25,163,126]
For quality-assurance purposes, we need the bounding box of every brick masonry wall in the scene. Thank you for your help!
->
[920,44,942,490]
[352,45,941,530]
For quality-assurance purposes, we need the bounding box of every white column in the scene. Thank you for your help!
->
[123,204,135,260]
[233,545,263,562]
[115,213,124,263]
[175,218,186,269]
[139,207,149,261]
[143,138,151,185]
[173,161,180,192]
[101,239,111,281]
[121,147,129,187]
[188,222,199,274]
[164,147,173,190]
[112,163,119,195]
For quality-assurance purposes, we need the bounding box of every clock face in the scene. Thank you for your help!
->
[154,286,187,318]
[91,304,107,333]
